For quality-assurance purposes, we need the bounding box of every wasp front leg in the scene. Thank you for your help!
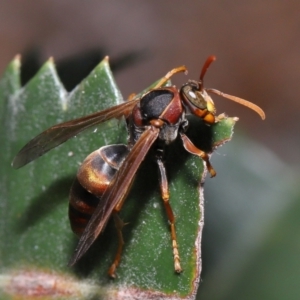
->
[153,66,187,89]
[180,132,216,177]
[215,113,227,122]
[156,156,182,273]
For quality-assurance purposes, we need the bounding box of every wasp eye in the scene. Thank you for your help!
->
[181,83,207,109]
[188,90,197,99]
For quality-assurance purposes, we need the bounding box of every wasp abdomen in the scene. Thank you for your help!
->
[69,144,129,236]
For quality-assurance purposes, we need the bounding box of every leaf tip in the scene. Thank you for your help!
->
[98,56,110,70]
[10,54,21,70]
[14,53,21,62]
[46,56,56,67]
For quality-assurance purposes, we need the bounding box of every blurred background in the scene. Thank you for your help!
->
[0,1,299,299]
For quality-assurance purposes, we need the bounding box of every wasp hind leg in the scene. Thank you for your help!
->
[156,156,182,273]
[107,213,127,278]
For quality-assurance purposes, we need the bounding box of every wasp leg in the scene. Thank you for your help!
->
[108,213,126,278]
[215,113,227,122]
[156,156,182,273]
[153,66,187,89]
[180,132,216,177]
[126,66,187,103]
[127,93,136,101]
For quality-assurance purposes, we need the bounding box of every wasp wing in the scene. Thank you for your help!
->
[12,99,140,169]
[69,126,160,266]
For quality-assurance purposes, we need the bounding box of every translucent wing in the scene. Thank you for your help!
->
[12,99,139,168]
[69,126,160,266]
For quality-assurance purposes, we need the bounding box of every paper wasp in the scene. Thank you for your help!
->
[12,56,265,278]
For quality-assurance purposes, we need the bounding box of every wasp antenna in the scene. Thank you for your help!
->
[200,55,217,82]
[206,88,266,120]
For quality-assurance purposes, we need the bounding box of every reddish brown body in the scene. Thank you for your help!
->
[69,145,129,235]
[12,56,265,278]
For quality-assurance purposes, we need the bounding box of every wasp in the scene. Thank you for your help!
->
[12,56,265,278]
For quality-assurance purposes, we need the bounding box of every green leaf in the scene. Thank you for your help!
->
[0,56,236,299]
